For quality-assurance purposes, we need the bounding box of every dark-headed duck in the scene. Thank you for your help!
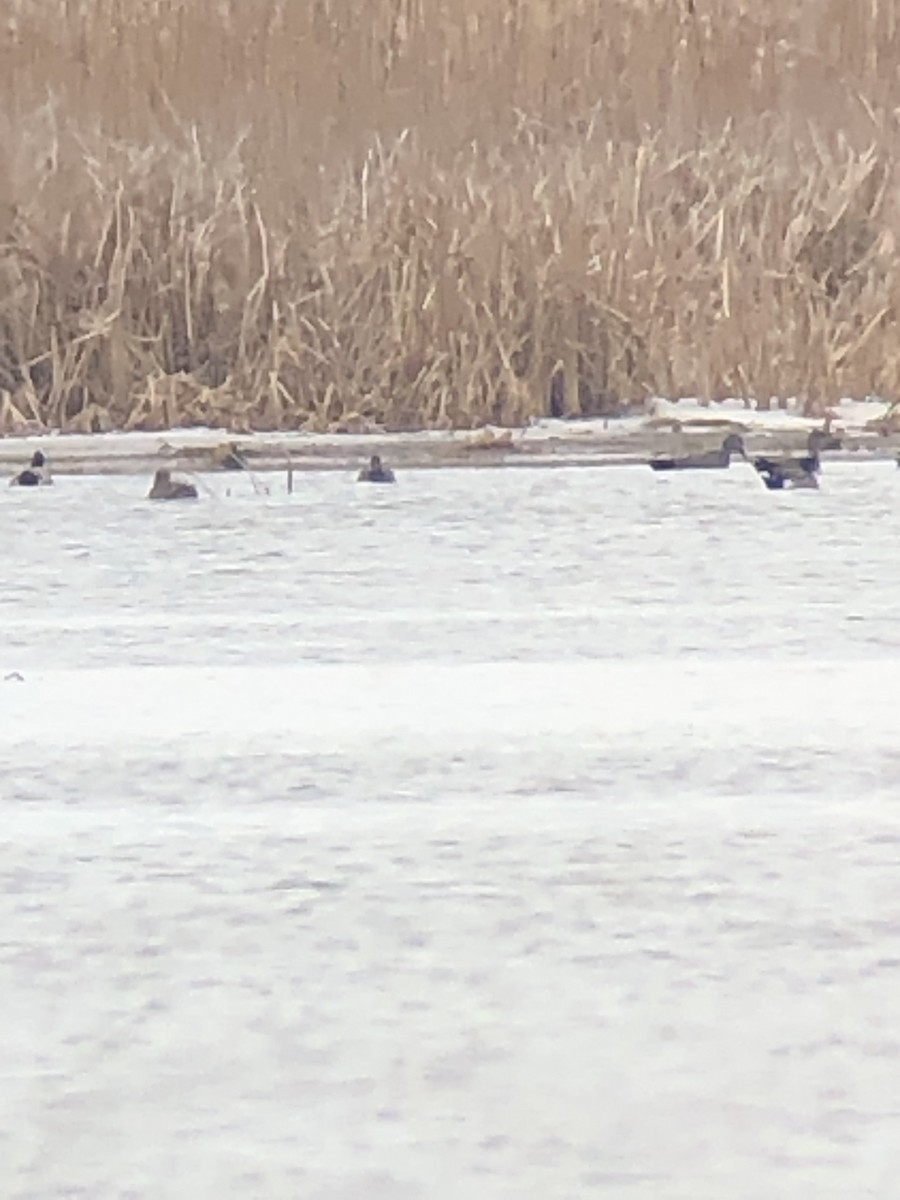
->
[357,454,396,483]
[10,450,52,487]
[752,428,839,490]
[148,469,198,500]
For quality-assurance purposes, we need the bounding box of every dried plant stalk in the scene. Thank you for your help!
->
[0,0,897,433]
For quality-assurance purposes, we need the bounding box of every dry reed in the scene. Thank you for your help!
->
[1,0,900,433]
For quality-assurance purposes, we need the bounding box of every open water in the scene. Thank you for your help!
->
[2,460,900,1198]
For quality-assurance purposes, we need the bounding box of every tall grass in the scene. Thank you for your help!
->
[1,0,899,433]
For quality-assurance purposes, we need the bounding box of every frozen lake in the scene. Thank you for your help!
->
[2,460,900,1198]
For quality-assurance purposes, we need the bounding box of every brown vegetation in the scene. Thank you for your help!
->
[1,0,899,434]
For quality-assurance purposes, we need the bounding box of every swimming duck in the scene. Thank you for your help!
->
[752,428,840,491]
[148,468,198,500]
[754,460,820,490]
[357,454,396,483]
[10,450,52,487]
[649,432,746,471]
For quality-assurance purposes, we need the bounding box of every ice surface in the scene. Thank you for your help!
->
[0,394,889,464]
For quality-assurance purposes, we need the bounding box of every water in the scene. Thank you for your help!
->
[2,460,900,1198]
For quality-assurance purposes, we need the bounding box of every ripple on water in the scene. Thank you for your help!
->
[2,462,900,1197]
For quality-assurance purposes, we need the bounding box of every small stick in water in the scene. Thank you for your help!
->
[287,454,294,494]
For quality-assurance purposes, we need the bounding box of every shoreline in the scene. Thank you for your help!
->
[1,403,898,477]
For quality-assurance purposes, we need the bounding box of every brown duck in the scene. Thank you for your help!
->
[649,432,746,471]
[148,469,198,500]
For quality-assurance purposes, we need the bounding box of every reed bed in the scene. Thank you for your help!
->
[1,0,899,433]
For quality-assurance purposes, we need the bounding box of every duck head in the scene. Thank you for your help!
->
[722,432,746,459]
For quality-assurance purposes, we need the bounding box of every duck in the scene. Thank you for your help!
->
[649,432,746,471]
[752,428,841,491]
[754,460,819,490]
[357,454,396,483]
[10,450,52,487]
[148,468,198,500]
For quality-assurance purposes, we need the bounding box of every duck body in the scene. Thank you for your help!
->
[14,469,43,487]
[752,429,837,491]
[357,454,396,483]
[148,469,198,500]
[10,451,52,487]
[753,451,820,490]
[649,432,745,471]
[756,462,820,490]
[650,447,732,471]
